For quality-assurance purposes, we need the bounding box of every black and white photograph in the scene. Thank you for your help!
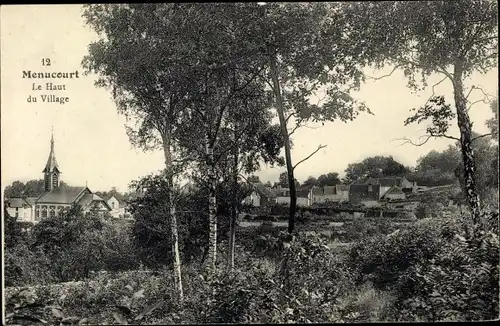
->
[1,2,498,323]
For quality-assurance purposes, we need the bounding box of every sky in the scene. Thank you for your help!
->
[1,5,498,193]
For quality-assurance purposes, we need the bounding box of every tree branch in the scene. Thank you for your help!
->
[285,112,296,124]
[292,145,327,171]
[364,65,399,81]
[436,65,454,82]
[423,131,461,141]
[472,133,496,142]
[288,123,301,137]
[466,85,495,103]
[396,131,460,147]
[395,135,433,147]
[467,99,489,111]
[425,76,448,105]
[302,124,322,130]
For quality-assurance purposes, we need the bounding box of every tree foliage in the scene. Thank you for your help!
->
[343,156,410,184]
[317,173,341,187]
[348,0,498,221]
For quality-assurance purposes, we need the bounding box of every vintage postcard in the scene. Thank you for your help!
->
[2,3,498,324]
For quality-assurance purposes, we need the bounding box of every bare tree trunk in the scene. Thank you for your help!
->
[453,66,481,226]
[162,135,183,301]
[206,136,217,273]
[228,128,239,270]
[269,51,297,233]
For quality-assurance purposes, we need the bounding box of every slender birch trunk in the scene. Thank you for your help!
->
[269,51,297,233]
[206,135,218,273]
[453,65,481,226]
[162,134,183,301]
[228,127,239,270]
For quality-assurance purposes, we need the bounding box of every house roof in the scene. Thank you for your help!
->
[351,178,367,185]
[336,184,350,191]
[271,187,289,196]
[276,189,308,198]
[311,187,323,195]
[365,177,380,185]
[296,190,309,198]
[104,194,126,203]
[25,197,37,207]
[252,183,276,199]
[378,177,404,187]
[37,186,87,204]
[78,193,111,210]
[323,186,337,195]
[382,186,405,198]
[311,185,349,196]
[349,184,380,202]
[6,198,29,208]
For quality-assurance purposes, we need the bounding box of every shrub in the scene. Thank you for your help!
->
[5,206,142,286]
[395,211,417,221]
[343,217,397,242]
[349,211,499,321]
[4,242,55,287]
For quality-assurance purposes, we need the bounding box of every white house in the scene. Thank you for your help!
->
[105,195,126,218]
[5,197,36,222]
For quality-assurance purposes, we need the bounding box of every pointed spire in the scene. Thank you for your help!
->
[51,126,54,150]
[43,128,60,173]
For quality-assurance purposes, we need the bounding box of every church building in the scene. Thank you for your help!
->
[33,133,111,222]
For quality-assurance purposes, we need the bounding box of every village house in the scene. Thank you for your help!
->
[365,176,417,195]
[105,195,128,218]
[380,186,406,201]
[242,182,276,207]
[348,184,382,207]
[309,184,349,205]
[274,187,309,207]
[31,133,112,222]
[5,197,37,222]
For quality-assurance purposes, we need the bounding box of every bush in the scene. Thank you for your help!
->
[4,242,55,287]
[395,211,417,221]
[343,218,397,242]
[349,211,499,321]
[5,205,142,286]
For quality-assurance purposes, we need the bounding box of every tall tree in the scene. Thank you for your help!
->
[180,74,283,271]
[82,3,204,300]
[225,2,374,233]
[349,0,498,224]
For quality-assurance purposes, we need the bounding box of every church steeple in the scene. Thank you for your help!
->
[43,128,61,191]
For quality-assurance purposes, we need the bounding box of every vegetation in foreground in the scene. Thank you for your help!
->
[4,191,499,323]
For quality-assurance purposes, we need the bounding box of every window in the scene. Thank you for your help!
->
[368,185,373,192]
[112,202,115,209]
[49,209,55,217]
[41,209,47,218]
